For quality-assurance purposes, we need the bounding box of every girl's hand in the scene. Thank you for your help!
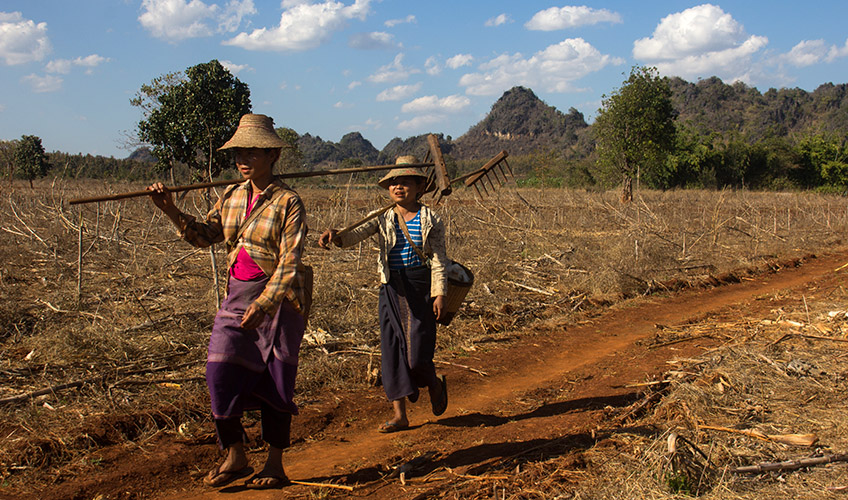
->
[240,302,267,330]
[318,229,339,249]
[433,295,446,321]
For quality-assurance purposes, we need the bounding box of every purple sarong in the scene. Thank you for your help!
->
[206,276,304,417]
[379,265,438,402]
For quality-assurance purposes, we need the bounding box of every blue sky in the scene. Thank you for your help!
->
[1,1,847,158]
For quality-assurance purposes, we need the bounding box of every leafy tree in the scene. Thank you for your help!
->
[275,127,304,174]
[797,134,848,189]
[594,66,677,202]
[0,139,18,185]
[14,135,49,188]
[132,60,251,182]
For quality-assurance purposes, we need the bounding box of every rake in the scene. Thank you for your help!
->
[67,161,438,206]
[332,143,512,243]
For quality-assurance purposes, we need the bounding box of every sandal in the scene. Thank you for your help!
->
[245,471,291,490]
[432,374,448,416]
[203,465,253,487]
[378,421,409,433]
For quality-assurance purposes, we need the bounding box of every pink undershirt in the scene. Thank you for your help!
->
[229,192,267,281]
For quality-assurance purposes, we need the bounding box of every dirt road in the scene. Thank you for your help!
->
[22,250,848,500]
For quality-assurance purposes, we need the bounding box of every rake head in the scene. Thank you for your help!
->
[458,150,513,199]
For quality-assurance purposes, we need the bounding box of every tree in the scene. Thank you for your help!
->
[594,66,676,202]
[14,135,49,188]
[274,127,303,174]
[0,139,18,185]
[797,134,848,190]
[132,60,251,182]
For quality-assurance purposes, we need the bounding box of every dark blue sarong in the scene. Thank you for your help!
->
[206,276,304,418]
[379,265,438,402]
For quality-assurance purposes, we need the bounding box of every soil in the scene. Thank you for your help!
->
[6,249,848,500]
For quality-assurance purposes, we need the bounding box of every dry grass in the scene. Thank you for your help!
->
[434,276,848,499]
[1,177,848,494]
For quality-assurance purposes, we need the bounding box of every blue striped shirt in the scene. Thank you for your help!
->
[389,211,424,269]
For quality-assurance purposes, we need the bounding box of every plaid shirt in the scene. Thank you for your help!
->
[175,178,310,316]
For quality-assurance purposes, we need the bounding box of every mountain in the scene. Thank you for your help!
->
[453,86,589,158]
[298,131,379,166]
[669,77,848,141]
[126,147,155,163]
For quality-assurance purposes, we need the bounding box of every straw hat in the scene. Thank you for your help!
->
[378,155,428,189]
[218,114,287,150]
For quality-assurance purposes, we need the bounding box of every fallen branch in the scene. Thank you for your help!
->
[700,425,818,446]
[649,334,709,349]
[434,359,488,377]
[501,279,555,296]
[732,453,848,474]
[0,360,203,406]
[290,480,354,491]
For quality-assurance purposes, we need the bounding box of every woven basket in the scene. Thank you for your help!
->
[437,261,474,326]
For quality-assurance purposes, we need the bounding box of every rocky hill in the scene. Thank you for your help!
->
[128,77,848,168]
[669,77,848,140]
[453,86,589,159]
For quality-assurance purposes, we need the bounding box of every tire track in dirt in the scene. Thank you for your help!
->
[161,250,848,499]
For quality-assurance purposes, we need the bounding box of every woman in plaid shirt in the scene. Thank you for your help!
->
[318,156,449,434]
[148,114,309,490]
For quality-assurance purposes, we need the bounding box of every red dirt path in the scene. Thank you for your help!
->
[13,249,848,500]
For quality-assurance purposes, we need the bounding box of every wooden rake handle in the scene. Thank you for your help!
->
[67,163,435,205]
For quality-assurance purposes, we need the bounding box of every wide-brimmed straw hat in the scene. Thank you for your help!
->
[378,155,428,189]
[218,114,286,151]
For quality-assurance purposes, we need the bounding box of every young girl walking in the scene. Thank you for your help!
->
[319,156,448,432]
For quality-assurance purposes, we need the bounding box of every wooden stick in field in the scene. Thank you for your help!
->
[67,162,435,205]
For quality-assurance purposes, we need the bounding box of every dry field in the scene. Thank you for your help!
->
[1,177,848,499]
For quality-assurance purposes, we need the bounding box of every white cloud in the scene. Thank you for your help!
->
[398,113,443,131]
[46,54,107,74]
[0,11,51,65]
[138,0,254,41]
[397,94,471,132]
[459,38,622,96]
[224,0,371,51]
[348,117,382,132]
[139,0,218,40]
[384,14,415,27]
[22,73,62,93]
[367,53,418,83]
[446,53,473,69]
[827,39,848,62]
[783,40,829,67]
[348,80,362,89]
[220,59,252,74]
[485,14,511,27]
[349,31,397,49]
[425,56,440,75]
[218,0,256,32]
[525,6,620,31]
[632,4,768,82]
[376,83,421,101]
[334,100,353,108]
[401,94,470,113]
